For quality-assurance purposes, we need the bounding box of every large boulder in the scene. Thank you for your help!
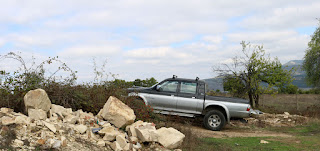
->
[98,96,136,128]
[24,89,51,113]
[157,127,185,149]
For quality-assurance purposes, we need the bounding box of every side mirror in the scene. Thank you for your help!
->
[156,85,161,91]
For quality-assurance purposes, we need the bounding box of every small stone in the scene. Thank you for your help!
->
[99,126,120,141]
[28,109,47,120]
[36,120,43,126]
[97,140,105,147]
[51,104,66,117]
[75,124,87,134]
[13,139,24,147]
[157,127,185,149]
[15,116,28,125]
[116,135,128,148]
[0,108,13,114]
[126,120,144,137]
[135,123,159,142]
[52,140,62,149]
[37,139,46,145]
[61,136,67,147]
[111,141,123,151]
[43,121,57,133]
[124,143,132,151]
[64,115,79,124]
[284,112,290,115]
[260,140,269,144]
[1,116,15,125]
[129,136,138,143]
[86,128,97,140]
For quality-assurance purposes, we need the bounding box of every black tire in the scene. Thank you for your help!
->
[203,110,226,131]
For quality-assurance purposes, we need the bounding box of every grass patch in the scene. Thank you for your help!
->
[266,120,320,136]
[192,121,320,151]
[195,137,297,151]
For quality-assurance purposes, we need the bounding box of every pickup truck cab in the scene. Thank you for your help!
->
[128,76,251,131]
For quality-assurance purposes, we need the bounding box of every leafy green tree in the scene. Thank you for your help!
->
[302,20,320,88]
[133,79,142,86]
[278,84,298,94]
[214,41,293,108]
[133,77,157,87]
[223,75,246,98]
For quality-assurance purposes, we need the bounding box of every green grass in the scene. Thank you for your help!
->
[195,137,297,151]
[191,121,320,151]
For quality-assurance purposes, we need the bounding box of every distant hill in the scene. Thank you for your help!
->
[283,60,311,89]
[203,77,224,91]
[203,60,312,91]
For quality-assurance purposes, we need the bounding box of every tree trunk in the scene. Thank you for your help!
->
[248,91,254,107]
[254,94,259,108]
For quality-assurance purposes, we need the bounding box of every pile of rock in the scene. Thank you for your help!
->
[247,112,308,127]
[0,89,185,151]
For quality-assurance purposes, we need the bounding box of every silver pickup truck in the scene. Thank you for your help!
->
[128,76,252,131]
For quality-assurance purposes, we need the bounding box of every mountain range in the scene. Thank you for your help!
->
[204,60,312,91]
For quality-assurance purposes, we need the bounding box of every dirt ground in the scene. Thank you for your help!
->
[190,124,292,138]
[181,112,310,138]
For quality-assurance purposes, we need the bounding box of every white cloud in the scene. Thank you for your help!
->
[60,45,120,57]
[0,39,5,47]
[203,36,223,44]
[0,0,319,82]
[240,1,320,29]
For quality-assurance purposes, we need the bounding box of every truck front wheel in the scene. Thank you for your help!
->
[203,110,226,131]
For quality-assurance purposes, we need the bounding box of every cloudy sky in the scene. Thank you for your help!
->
[0,0,319,83]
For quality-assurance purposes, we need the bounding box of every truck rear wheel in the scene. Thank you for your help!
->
[203,110,226,131]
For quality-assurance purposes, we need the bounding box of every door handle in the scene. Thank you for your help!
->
[192,97,196,99]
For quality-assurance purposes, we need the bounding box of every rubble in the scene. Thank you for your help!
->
[0,90,185,150]
[247,112,308,127]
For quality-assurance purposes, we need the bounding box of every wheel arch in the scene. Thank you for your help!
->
[128,92,149,105]
[202,105,230,123]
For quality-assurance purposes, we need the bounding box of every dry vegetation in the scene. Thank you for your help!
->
[259,94,320,117]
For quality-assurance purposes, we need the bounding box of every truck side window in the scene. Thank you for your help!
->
[159,81,178,92]
[180,82,197,94]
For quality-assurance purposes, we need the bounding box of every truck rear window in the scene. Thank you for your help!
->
[180,82,197,94]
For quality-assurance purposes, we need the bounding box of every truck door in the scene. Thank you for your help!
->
[148,80,178,111]
[176,81,202,114]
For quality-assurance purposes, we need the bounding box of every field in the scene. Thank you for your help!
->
[259,94,320,117]
[176,94,320,151]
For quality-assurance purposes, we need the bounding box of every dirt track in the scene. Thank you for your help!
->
[190,125,292,138]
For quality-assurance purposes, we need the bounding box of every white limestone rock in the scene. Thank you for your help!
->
[98,96,136,128]
[28,108,47,120]
[157,127,185,149]
[24,89,51,113]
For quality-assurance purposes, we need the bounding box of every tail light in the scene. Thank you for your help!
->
[246,105,251,111]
